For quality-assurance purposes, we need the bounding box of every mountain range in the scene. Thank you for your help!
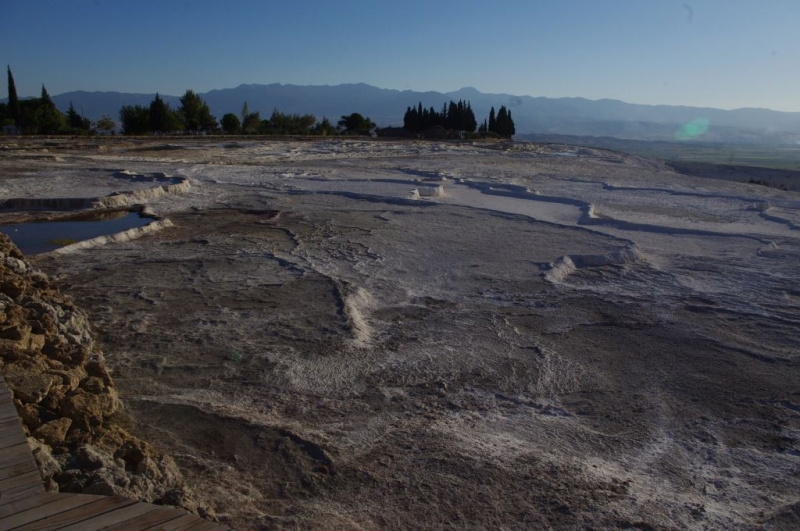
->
[14,83,800,143]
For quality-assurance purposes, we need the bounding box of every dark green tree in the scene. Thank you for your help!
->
[149,93,181,133]
[178,89,216,132]
[66,101,90,131]
[119,104,150,134]
[95,115,116,134]
[403,106,417,131]
[493,105,515,138]
[488,107,496,134]
[403,99,477,135]
[220,113,241,134]
[447,101,458,130]
[312,117,337,136]
[150,93,168,132]
[338,113,375,135]
[464,102,477,132]
[496,106,508,135]
[242,110,261,134]
[6,66,20,127]
[261,110,316,135]
[239,100,261,134]
[36,85,66,134]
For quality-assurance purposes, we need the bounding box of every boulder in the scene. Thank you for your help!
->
[29,437,62,479]
[47,366,88,390]
[7,372,60,404]
[75,444,116,471]
[34,417,72,447]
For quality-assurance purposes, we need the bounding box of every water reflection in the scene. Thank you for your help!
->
[0,212,152,255]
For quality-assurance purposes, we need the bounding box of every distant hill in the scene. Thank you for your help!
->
[7,83,800,143]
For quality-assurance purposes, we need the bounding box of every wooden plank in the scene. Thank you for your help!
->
[0,416,24,430]
[0,443,34,469]
[57,500,163,531]
[0,482,46,506]
[12,496,138,531]
[0,412,20,425]
[0,405,18,419]
[0,432,28,450]
[0,493,103,529]
[0,393,19,408]
[0,470,43,492]
[0,381,14,396]
[0,409,23,423]
[0,472,45,507]
[0,493,70,518]
[101,506,187,531]
[0,455,39,481]
[0,426,28,455]
[0,409,16,422]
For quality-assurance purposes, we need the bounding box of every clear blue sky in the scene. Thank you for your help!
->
[2,0,798,111]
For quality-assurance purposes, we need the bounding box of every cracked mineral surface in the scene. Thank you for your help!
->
[2,137,799,530]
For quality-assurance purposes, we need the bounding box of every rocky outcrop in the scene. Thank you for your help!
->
[0,233,210,517]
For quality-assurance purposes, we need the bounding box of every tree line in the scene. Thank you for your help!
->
[403,100,478,133]
[402,100,515,138]
[3,66,516,138]
[1,66,113,134]
[480,105,516,138]
[3,66,377,137]
[121,92,376,136]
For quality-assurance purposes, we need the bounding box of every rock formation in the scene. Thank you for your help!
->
[0,233,210,517]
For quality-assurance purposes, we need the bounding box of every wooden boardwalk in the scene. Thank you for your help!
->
[0,375,233,530]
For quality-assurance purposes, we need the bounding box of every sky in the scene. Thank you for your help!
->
[2,0,799,111]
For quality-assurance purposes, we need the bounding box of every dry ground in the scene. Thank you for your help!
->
[1,137,799,530]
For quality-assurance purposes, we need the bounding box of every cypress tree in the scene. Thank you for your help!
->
[40,85,52,106]
[496,106,508,137]
[66,102,89,130]
[150,93,179,133]
[37,84,65,134]
[465,102,477,133]
[67,102,78,126]
[448,101,458,130]
[7,66,20,126]
[488,107,496,133]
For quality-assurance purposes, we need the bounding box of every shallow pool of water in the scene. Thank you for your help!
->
[0,212,152,255]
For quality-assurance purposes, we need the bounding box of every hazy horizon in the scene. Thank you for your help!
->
[2,1,799,112]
